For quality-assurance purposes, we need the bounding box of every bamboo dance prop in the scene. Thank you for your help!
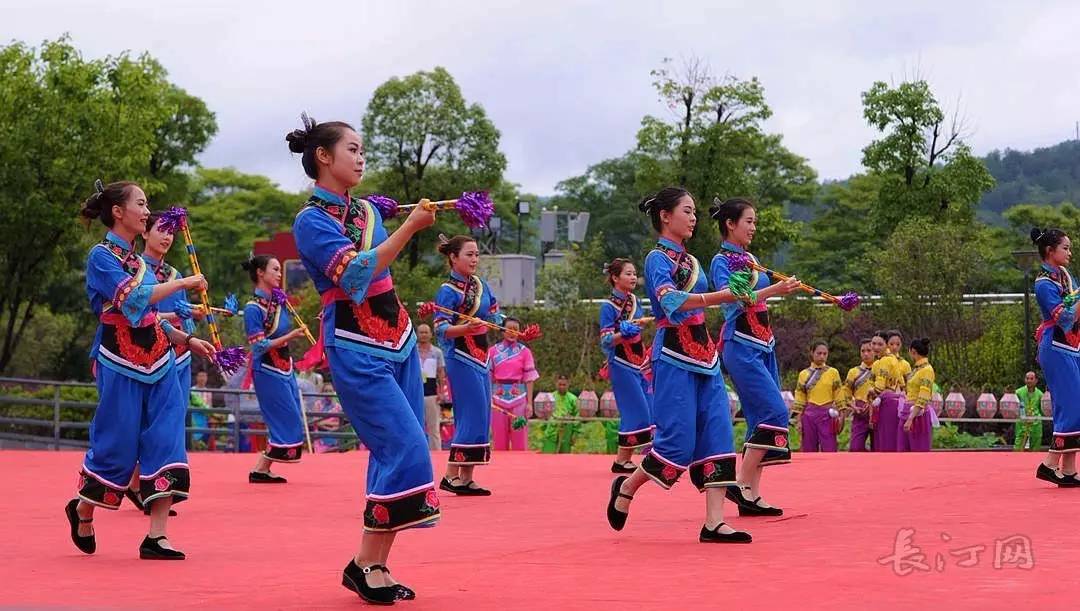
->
[417,302,542,341]
[727,253,861,311]
[158,207,246,375]
[367,192,495,229]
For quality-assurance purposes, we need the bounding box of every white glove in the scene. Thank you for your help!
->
[872,398,881,408]
[828,408,839,418]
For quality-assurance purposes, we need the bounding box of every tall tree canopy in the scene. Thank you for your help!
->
[361,67,508,267]
[0,37,216,372]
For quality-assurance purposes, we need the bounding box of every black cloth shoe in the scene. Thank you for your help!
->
[610,461,637,474]
[1036,463,1066,485]
[451,481,492,496]
[65,499,95,555]
[606,475,634,531]
[342,560,396,605]
[249,471,287,484]
[439,477,459,492]
[125,488,146,511]
[139,535,186,560]
[699,522,753,543]
[1058,472,1080,488]
[726,486,783,517]
[383,567,415,601]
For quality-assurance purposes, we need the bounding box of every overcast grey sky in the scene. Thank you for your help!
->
[6,0,1079,195]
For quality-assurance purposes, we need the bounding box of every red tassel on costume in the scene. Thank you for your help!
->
[296,332,327,372]
[242,356,254,390]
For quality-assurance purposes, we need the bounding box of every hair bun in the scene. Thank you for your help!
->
[285,129,308,154]
[638,196,656,214]
[1030,227,1045,245]
[708,199,723,220]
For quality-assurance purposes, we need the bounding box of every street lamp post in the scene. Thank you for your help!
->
[516,201,530,254]
[1012,249,1040,372]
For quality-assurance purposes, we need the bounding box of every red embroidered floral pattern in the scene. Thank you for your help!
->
[1056,437,1065,448]
[676,326,716,363]
[350,298,409,344]
[463,335,487,362]
[661,465,678,482]
[626,435,637,446]
[371,504,390,524]
[774,434,788,448]
[425,490,440,510]
[116,324,170,367]
[702,461,716,477]
[454,451,466,462]
[268,348,292,373]
[103,491,119,506]
[154,476,170,492]
[287,447,298,459]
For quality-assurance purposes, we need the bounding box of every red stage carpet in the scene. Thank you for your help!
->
[2,450,1074,609]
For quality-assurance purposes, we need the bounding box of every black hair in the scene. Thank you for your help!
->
[437,234,477,259]
[557,374,569,381]
[145,210,163,233]
[638,187,692,232]
[1031,227,1068,260]
[604,257,634,287]
[285,115,357,180]
[708,197,756,237]
[241,254,276,283]
[504,317,522,328]
[809,340,828,353]
[859,337,873,347]
[79,181,139,228]
[885,330,903,342]
[910,337,930,357]
[872,330,886,340]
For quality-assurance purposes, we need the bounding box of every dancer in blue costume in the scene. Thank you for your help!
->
[599,257,654,474]
[288,115,436,604]
[709,197,800,517]
[1030,227,1080,488]
[433,235,502,496]
[242,255,308,483]
[606,187,752,544]
[65,180,215,560]
[123,210,204,516]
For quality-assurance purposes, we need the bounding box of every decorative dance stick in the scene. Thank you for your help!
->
[417,302,542,341]
[727,253,861,311]
[491,404,528,430]
[268,288,316,454]
[368,192,495,229]
[157,207,246,375]
[271,289,316,346]
[294,384,315,456]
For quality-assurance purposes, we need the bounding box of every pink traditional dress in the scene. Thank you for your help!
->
[488,340,539,450]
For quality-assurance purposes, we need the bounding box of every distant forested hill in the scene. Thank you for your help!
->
[979,139,1080,223]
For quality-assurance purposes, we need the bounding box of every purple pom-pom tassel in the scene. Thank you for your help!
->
[157,207,188,235]
[214,346,247,376]
[271,288,288,305]
[727,252,753,272]
[367,194,399,219]
[456,191,494,229]
[837,292,861,311]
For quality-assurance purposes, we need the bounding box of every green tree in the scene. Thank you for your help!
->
[861,79,995,230]
[183,167,301,298]
[873,218,995,387]
[0,37,215,373]
[789,174,881,293]
[361,67,508,267]
[633,57,817,264]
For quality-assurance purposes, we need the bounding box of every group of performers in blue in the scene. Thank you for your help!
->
[63,113,1080,604]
